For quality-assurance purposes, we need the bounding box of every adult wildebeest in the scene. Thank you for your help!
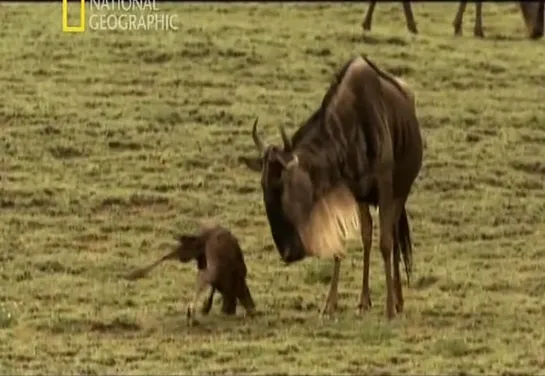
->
[126,224,257,325]
[362,1,544,39]
[239,55,423,319]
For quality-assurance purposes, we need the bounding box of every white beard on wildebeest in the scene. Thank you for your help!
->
[271,183,362,261]
[240,54,423,320]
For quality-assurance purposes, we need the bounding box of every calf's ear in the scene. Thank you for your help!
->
[238,156,263,172]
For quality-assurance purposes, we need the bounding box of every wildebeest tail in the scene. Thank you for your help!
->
[395,206,413,286]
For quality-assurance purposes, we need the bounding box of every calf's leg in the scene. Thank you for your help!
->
[186,269,214,325]
[237,278,257,317]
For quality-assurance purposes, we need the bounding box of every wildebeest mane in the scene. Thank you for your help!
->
[291,59,354,148]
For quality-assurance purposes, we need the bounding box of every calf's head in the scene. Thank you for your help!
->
[239,118,315,264]
[174,234,204,263]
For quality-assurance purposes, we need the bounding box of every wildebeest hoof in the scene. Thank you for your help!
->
[358,296,372,314]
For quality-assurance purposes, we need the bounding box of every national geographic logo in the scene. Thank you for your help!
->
[62,0,179,33]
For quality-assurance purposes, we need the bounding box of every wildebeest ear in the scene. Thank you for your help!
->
[238,156,263,172]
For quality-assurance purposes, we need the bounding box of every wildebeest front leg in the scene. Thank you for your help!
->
[358,203,373,314]
[320,257,341,317]
[186,270,212,325]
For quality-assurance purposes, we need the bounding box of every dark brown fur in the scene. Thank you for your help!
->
[240,55,422,319]
[362,1,544,39]
[126,224,256,322]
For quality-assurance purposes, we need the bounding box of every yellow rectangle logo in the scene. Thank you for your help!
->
[62,0,85,33]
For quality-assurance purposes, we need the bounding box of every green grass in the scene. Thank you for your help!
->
[1,2,545,374]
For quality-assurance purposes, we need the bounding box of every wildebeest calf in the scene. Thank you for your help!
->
[126,224,257,324]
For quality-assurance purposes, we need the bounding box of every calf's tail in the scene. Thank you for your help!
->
[394,207,413,286]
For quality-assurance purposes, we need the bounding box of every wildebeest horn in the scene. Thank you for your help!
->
[251,117,265,154]
[279,126,293,151]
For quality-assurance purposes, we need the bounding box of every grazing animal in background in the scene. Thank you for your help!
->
[126,224,257,324]
[362,1,544,39]
[239,54,423,320]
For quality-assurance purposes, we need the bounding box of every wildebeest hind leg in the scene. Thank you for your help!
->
[320,257,341,317]
[392,198,408,314]
[393,227,403,313]
[377,175,396,319]
[358,203,373,314]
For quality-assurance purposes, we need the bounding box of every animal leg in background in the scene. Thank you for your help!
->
[361,1,376,31]
[453,1,484,37]
[320,257,341,316]
[362,1,418,34]
[201,287,216,315]
[358,203,373,314]
[186,269,214,324]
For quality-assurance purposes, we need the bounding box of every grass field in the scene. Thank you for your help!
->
[1,2,545,374]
